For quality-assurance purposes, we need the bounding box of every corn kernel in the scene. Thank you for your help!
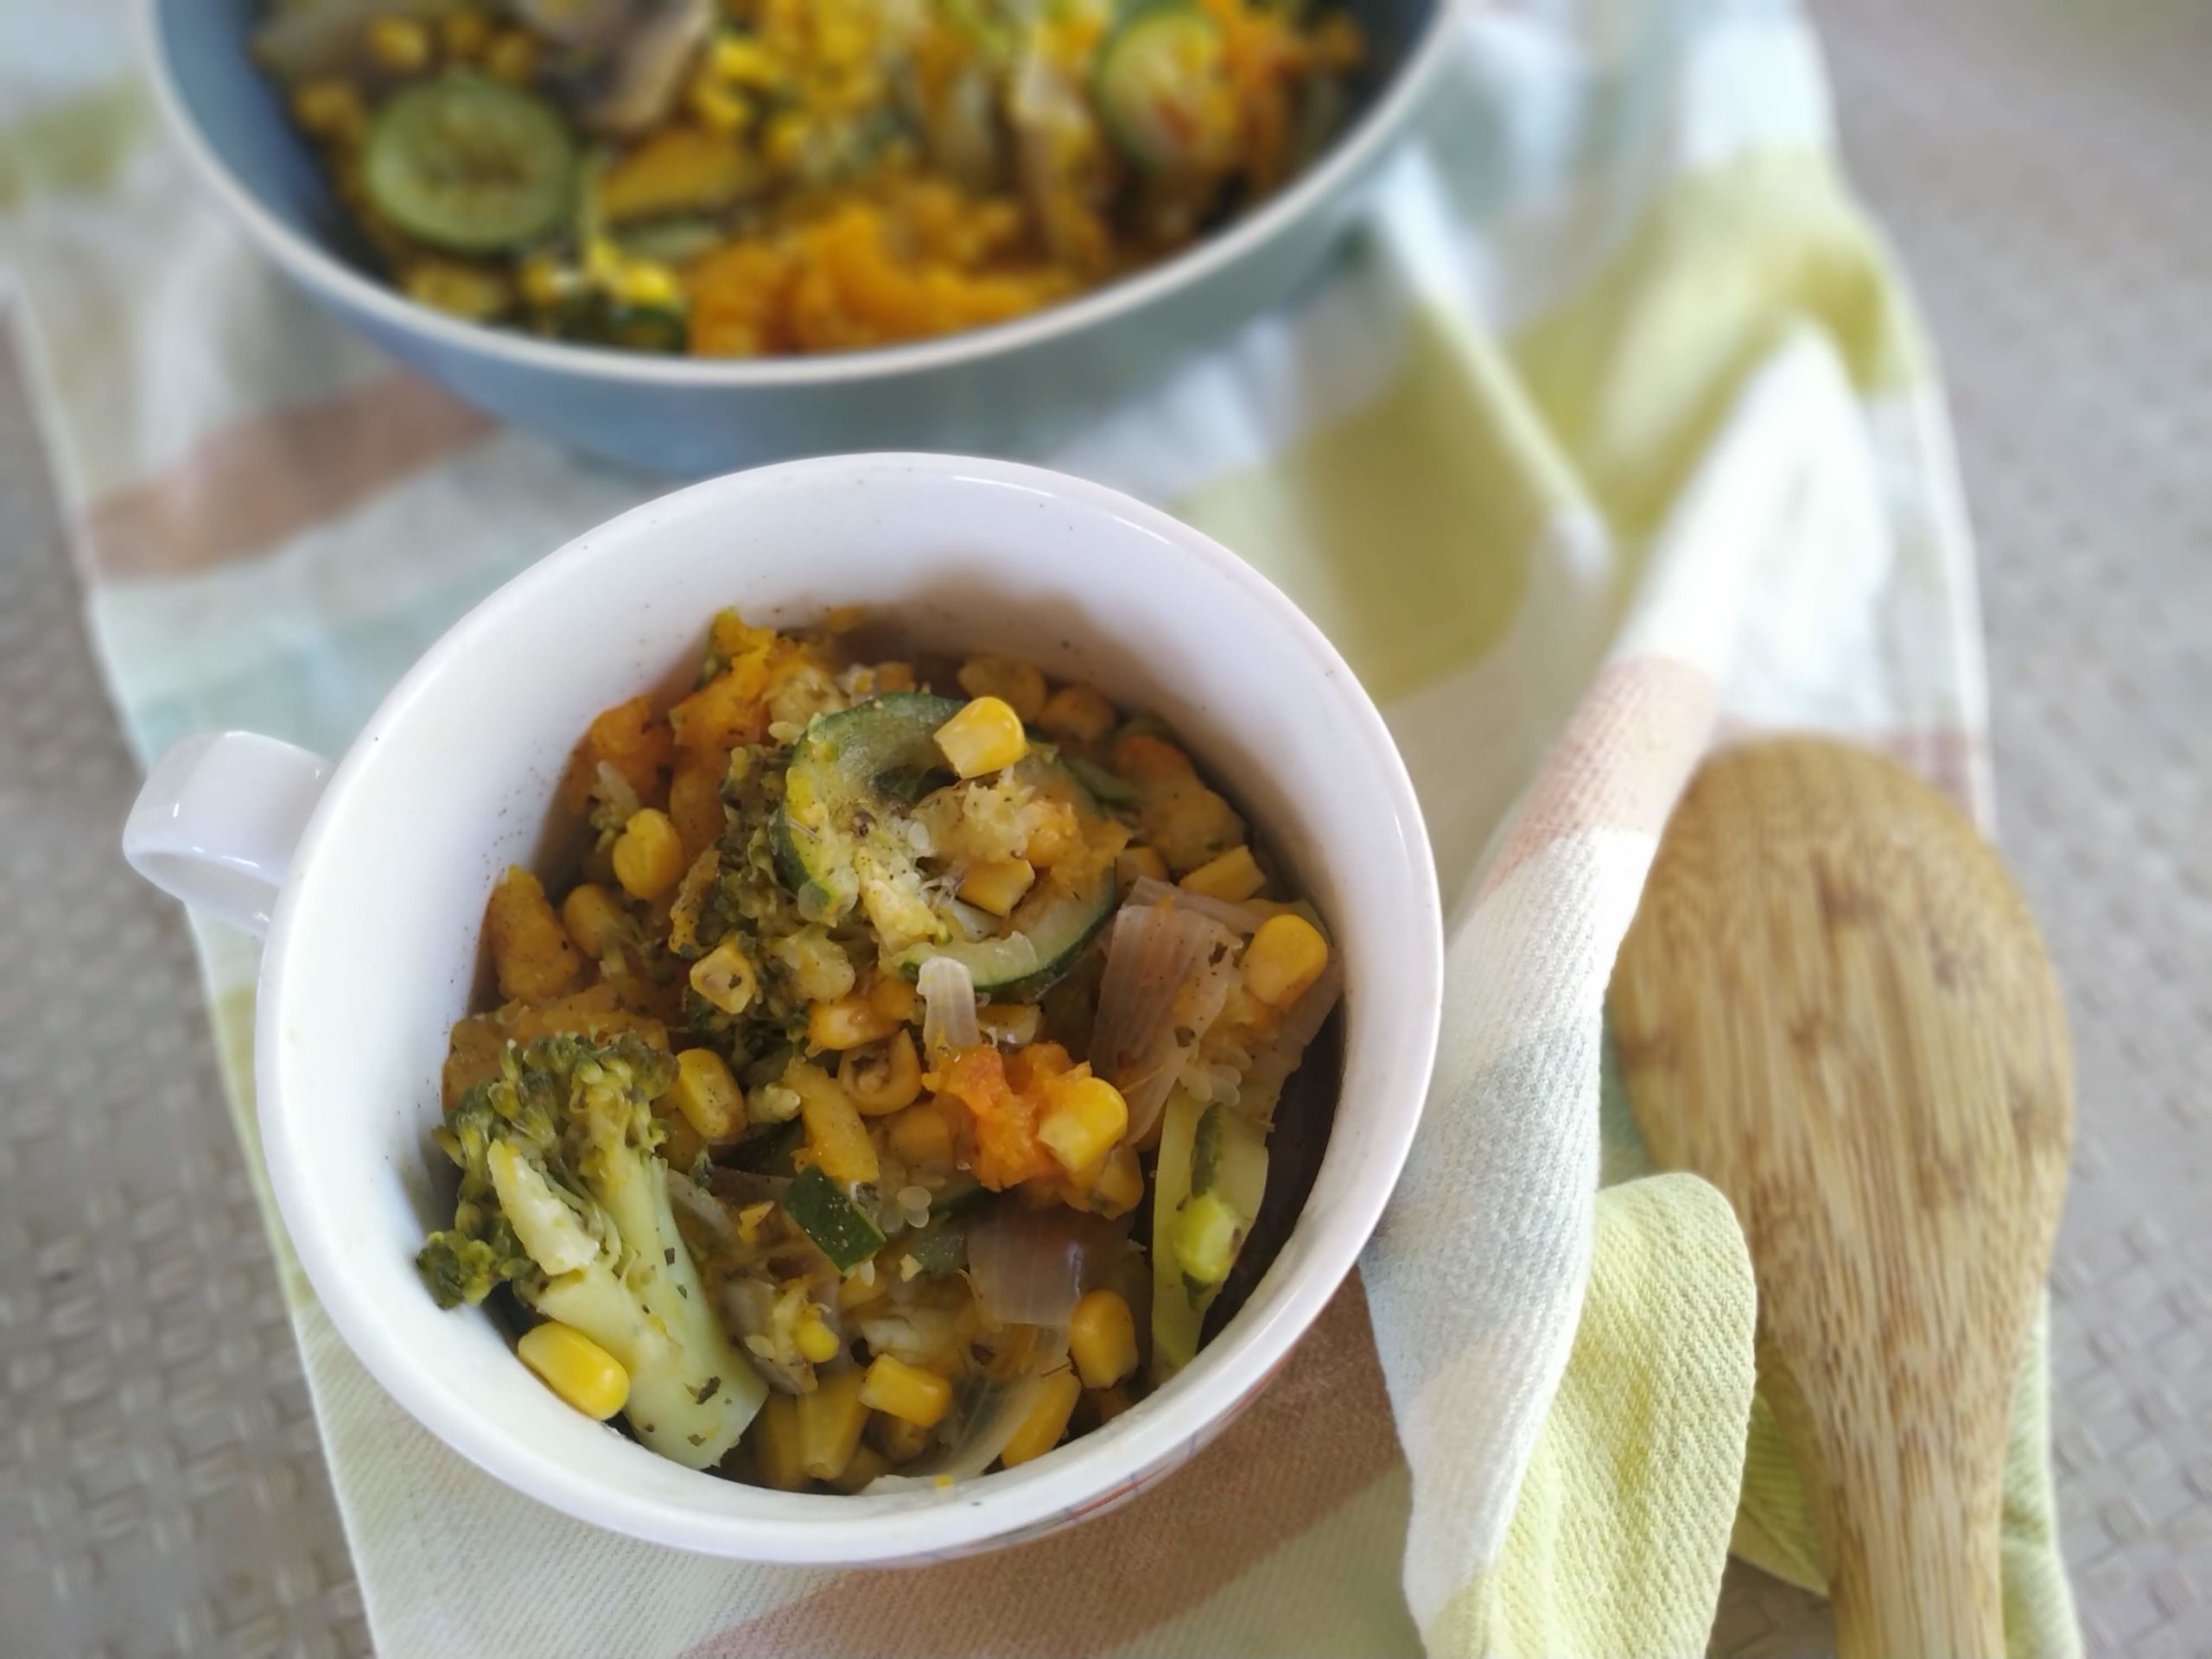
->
[869,973,918,1024]
[960,855,1035,918]
[977,1002,1042,1047]
[1243,912,1330,1007]
[1069,1290,1139,1389]
[611,808,684,899]
[885,1100,954,1168]
[290,78,365,143]
[1037,684,1115,744]
[1180,844,1265,903]
[828,1442,890,1494]
[839,1029,923,1115]
[670,1048,745,1142]
[753,1393,806,1490]
[763,110,807,168]
[871,1410,934,1463]
[1116,845,1169,890]
[789,1060,879,1185]
[999,1368,1082,1468]
[1085,1143,1144,1217]
[795,1306,842,1364]
[807,991,901,1052]
[798,1366,869,1480]
[860,1354,954,1428]
[441,8,491,59]
[934,696,1027,779]
[957,657,1047,722]
[560,882,628,962]
[1173,1191,1243,1286]
[688,75,751,135]
[517,1321,629,1421]
[711,35,783,85]
[366,15,433,73]
[612,259,682,310]
[689,937,758,1014]
[483,28,539,83]
[1090,1385,1133,1424]
[1038,1076,1128,1175]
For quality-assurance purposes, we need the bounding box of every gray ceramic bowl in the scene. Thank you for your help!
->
[142,0,1454,475]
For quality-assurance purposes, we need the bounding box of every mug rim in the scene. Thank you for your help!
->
[253,454,1444,1561]
[136,0,1460,391]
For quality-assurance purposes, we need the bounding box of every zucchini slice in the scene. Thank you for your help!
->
[1095,3,1234,173]
[364,74,575,254]
[775,695,1116,994]
[781,1164,886,1273]
[1151,1092,1268,1383]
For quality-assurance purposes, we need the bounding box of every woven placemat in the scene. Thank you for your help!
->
[0,1,2204,1654]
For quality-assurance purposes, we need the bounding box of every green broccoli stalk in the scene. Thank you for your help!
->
[416,1033,766,1468]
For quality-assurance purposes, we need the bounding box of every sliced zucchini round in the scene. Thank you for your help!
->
[774,694,1116,994]
[364,74,575,254]
[1095,3,1235,173]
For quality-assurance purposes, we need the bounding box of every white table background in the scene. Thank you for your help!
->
[2,0,2205,1652]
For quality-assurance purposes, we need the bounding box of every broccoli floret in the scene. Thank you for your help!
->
[416,1033,766,1467]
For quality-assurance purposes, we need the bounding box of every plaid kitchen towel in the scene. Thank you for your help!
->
[0,0,2076,1652]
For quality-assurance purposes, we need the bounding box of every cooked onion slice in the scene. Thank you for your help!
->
[1090,903,1240,1145]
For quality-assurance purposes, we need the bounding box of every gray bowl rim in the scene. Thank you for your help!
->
[137,0,1461,391]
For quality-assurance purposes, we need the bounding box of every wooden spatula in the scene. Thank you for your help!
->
[1610,737,2072,1659]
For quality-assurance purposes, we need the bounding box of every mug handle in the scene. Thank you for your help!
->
[123,732,334,938]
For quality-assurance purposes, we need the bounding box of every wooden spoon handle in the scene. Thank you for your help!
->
[1826,1442,2006,1658]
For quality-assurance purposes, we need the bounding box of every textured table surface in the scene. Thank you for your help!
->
[2,0,2206,1654]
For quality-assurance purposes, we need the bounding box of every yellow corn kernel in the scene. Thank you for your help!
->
[840,1030,923,1116]
[1085,1143,1144,1217]
[827,1442,890,1494]
[440,8,491,59]
[1180,844,1265,903]
[1243,912,1330,1007]
[1115,845,1170,890]
[670,1048,745,1142]
[807,991,901,1052]
[763,110,807,168]
[884,1100,954,1168]
[611,258,682,310]
[1038,1076,1128,1175]
[612,807,685,899]
[658,1109,706,1173]
[1173,1191,1243,1286]
[366,14,433,73]
[688,75,751,135]
[960,856,1035,918]
[516,1322,629,1421]
[934,696,1027,779]
[956,657,1047,722]
[860,1354,954,1428]
[1090,1385,1133,1424]
[290,77,365,143]
[999,1368,1082,1468]
[753,1393,806,1490]
[712,35,783,85]
[838,1263,889,1312]
[794,1306,842,1365]
[688,938,759,1015]
[788,1060,879,1185]
[1036,684,1116,744]
[483,28,539,83]
[666,760,726,860]
[1068,1290,1139,1389]
[798,1366,869,1481]
[560,882,628,963]
[870,972,918,1024]
[518,252,575,313]
[977,1002,1042,1047]
[871,1409,934,1464]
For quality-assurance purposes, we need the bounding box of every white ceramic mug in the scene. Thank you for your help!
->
[123,454,1444,1565]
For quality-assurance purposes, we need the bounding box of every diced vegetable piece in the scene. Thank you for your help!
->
[596,125,761,223]
[789,1060,879,1185]
[798,1366,870,1480]
[559,881,629,963]
[364,74,575,255]
[885,1099,956,1167]
[1116,845,1169,888]
[1090,1386,1134,1424]
[1243,912,1330,1007]
[1179,844,1265,902]
[486,866,579,1000]
[935,696,1027,779]
[1069,1290,1138,1389]
[998,1369,1082,1468]
[794,1306,842,1364]
[612,807,685,899]
[1037,685,1116,745]
[517,1321,630,1421]
[1037,1076,1128,1174]
[960,856,1037,918]
[872,1411,935,1464]
[1173,1191,1243,1286]
[781,1165,887,1272]
[956,658,1048,721]
[689,938,759,1014]
[808,990,904,1052]
[752,1394,807,1490]
[861,1354,954,1428]
[840,1030,925,1115]
[668,1048,745,1142]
